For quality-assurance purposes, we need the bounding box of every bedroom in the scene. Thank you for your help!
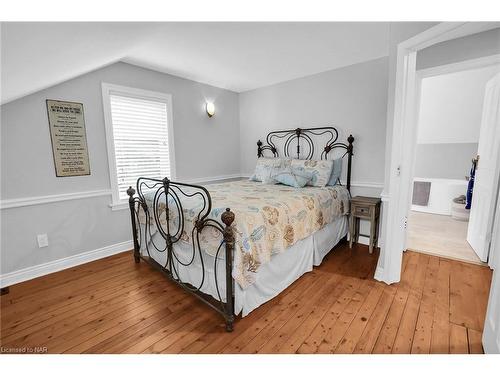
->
[1,1,500,372]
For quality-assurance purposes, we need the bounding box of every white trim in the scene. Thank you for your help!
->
[417,54,500,79]
[490,184,500,270]
[398,22,467,52]
[182,173,243,185]
[240,175,383,190]
[356,237,370,246]
[101,82,176,208]
[0,189,111,209]
[380,23,466,285]
[483,311,500,354]
[109,202,132,211]
[349,181,384,190]
[119,174,381,188]
[484,178,500,351]
[0,177,383,211]
[347,233,370,246]
[0,240,133,288]
[374,266,385,282]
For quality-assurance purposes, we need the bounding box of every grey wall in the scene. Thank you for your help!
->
[1,62,240,274]
[238,57,390,243]
[239,56,389,189]
[417,28,500,70]
[417,66,499,145]
[414,143,478,179]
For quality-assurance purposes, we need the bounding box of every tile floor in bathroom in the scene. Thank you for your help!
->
[406,210,486,265]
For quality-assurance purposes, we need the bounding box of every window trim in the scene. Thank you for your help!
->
[101,83,176,210]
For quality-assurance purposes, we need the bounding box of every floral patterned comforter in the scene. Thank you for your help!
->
[139,180,350,289]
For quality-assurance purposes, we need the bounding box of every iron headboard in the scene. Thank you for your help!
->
[256,126,354,191]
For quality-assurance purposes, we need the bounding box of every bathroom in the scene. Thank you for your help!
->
[407,61,500,265]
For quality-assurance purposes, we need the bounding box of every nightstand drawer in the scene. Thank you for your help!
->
[353,205,372,218]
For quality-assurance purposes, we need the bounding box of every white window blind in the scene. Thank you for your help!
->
[109,94,171,200]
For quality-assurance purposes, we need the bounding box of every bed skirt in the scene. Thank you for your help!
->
[142,215,347,317]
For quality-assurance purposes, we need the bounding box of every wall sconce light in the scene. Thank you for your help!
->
[206,101,215,118]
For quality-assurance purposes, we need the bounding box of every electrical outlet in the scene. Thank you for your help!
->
[37,234,49,248]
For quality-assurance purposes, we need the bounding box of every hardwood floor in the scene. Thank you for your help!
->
[0,243,492,354]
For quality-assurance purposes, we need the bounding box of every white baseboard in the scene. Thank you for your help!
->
[347,233,370,246]
[0,240,133,288]
[374,266,385,282]
[374,265,401,285]
[357,237,370,246]
[349,181,384,190]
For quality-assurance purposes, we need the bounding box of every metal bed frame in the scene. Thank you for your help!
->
[127,126,354,332]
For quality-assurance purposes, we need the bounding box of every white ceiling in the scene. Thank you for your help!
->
[1,22,392,104]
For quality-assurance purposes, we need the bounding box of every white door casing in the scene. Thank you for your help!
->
[376,22,468,284]
[467,73,500,262]
[484,271,500,353]
[480,74,500,353]
[489,186,500,270]
[483,199,500,353]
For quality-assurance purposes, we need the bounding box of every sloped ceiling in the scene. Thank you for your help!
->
[1,22,393,104]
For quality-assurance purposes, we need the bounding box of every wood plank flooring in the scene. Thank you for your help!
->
[0,243,492,354]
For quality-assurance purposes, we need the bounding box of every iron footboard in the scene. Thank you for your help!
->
[127,177,235,332]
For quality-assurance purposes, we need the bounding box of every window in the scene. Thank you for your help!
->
[102,84,175,209]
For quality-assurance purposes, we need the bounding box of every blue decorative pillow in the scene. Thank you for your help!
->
[272,168,311,188]
[327,158,343,186]
[289,159,333,187]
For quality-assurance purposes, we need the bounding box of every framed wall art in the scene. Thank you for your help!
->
[46,99,90,177]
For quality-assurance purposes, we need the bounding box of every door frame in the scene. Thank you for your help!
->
[490,180,500,271]
[378,22,500,285]
[484,182,500,353]
[416,53,500,80]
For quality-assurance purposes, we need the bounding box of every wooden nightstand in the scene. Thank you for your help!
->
[349,196,381,253]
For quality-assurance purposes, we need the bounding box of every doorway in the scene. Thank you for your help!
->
[379,23,500,353]
[378,24,500,286]
[407,64,500,265]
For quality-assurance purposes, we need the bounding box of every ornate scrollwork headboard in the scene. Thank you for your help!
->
[256,126,354,191]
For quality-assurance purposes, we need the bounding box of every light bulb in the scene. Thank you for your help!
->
[206,101,215,117]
